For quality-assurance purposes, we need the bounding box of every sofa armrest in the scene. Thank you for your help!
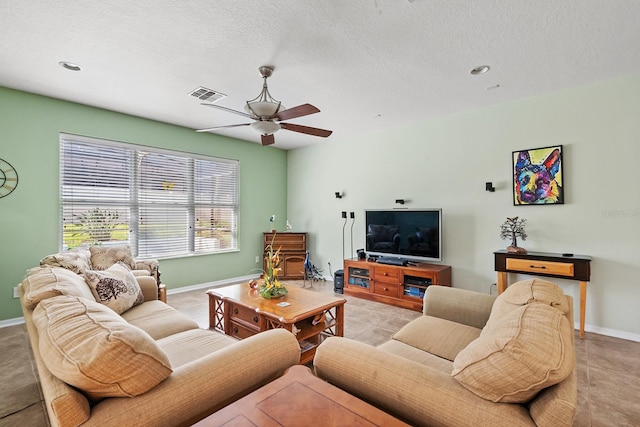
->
[314,337,534,427]
[423,286,496,329]
[85,329,301,426]
[135,276,159,302]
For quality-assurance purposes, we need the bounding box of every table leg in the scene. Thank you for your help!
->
[497,272,508,294]
[579,281,587,339]
[335,304,344,337]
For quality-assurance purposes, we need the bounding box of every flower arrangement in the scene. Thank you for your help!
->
[259,235,288,299]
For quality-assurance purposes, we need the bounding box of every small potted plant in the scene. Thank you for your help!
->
[500,216,528,254]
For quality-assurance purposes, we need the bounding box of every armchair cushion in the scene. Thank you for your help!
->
[90,244,136,271]
[40,248,92,274]
[32,295,172,400]
[452,302,574,403]
[84,261,144,314]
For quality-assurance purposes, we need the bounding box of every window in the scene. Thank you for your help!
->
[60,134,239,258]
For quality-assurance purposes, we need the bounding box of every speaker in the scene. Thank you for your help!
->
[333,269,344,294]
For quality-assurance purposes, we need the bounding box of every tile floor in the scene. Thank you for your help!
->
[1,280,639,426]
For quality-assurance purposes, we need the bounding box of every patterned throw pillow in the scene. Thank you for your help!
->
[89,244,136,271]
[84,262,144,314]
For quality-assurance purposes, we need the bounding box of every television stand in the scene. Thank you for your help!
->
[343,259,451,311]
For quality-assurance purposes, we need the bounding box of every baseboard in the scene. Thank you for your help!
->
[166,274,261,295]
[579,323,640,343]
[0,317,25,328]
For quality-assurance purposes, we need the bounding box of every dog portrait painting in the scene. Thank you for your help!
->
[512,145,564,205]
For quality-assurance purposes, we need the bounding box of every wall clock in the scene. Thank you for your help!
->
[0,158,19,198]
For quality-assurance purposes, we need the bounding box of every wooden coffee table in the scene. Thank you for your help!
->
[208,283,346,365]
[192,365,409,426]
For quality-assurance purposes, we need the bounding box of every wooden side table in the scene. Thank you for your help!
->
[192,365,409,426]
[494,250,592,338]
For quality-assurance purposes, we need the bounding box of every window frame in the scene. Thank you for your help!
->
[59,133,240,259]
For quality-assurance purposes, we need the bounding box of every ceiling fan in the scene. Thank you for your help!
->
[196,66,332,146]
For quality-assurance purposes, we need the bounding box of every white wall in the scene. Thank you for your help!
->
[287,73,640,340]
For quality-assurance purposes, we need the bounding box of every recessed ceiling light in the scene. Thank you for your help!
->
[58,61,82,71]
[471,65,490,75]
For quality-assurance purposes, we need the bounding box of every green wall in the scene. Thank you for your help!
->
[0,87,288,321]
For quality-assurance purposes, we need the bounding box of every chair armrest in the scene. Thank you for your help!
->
[423,286,496,329]
[314,337,534,427]
[86,329,301,426]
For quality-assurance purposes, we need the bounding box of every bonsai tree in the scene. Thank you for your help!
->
[500,216,528,253]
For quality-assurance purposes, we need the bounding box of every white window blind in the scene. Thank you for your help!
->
[60,134,239,258]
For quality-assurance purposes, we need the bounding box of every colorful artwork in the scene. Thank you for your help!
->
[512,145,564,205]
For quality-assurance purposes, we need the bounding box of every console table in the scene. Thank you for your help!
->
[494,250,592,338]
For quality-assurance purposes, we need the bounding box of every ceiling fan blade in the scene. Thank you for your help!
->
[196,123,251,132]
[261,134,275,146]
[280,123,333,138]
[201,103,255,119]
[275,104,320,121]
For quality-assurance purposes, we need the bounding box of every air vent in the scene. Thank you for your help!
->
[188,87,226,103]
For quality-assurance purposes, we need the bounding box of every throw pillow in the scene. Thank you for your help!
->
[89,244,136,271]
[452,303,574,403]
[84,262,144,314]
[486,278,569,328]
[23,266,97,309]
[32,295,172,399]
[40,248,92,274]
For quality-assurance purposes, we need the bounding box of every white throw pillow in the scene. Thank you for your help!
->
[84,261,144,314]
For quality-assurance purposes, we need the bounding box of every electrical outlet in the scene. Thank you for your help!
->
[13,287,19,299]
[255,255,260,263]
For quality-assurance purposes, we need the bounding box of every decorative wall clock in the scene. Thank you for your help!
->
[0,158,19,198]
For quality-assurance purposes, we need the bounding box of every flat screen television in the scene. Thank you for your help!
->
[365,209,442,263]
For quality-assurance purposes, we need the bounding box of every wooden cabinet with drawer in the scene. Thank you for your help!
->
[344,259,452,311]
[263,232,307,280]
[494,250,592,339]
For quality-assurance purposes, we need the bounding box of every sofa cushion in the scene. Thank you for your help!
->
[487,278,569,328]
[40,248,92,274]
[89,244,136,270]
[23,266,96,309]
[84,261,144,314]
[32,295,172,400]
[157,329,239,368]
[391,315,482,362]
[121,300,199,339]
[452,302,574,403]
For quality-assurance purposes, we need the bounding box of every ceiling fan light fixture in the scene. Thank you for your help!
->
[244,100,283,118]
[250,120,281,135]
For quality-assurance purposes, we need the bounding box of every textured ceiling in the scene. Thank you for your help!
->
[1,1,639,150]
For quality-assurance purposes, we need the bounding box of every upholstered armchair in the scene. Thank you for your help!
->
[39,244,166,302]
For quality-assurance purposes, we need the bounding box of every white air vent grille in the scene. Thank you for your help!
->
[188,87,226,103]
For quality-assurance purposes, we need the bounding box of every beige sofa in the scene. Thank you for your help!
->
[19,247,301,427]
[314,279,577,427]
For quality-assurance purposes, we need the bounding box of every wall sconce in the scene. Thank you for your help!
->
[395,199,405,205]
[335,192,343,199]
[341,211,347,218]
[485,182,495,192]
